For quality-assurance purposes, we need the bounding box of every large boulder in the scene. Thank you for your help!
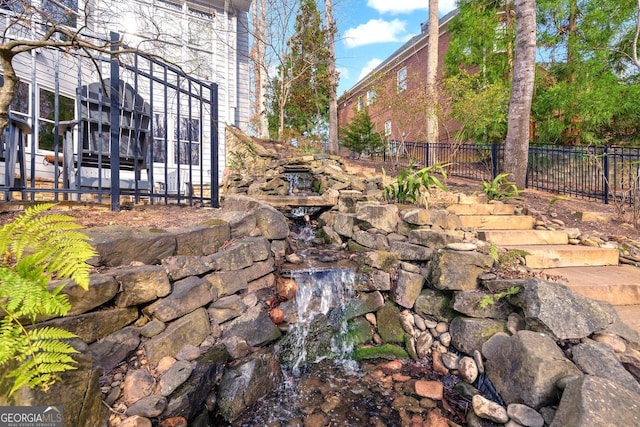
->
[217,348,282,422]
[356,203,398,233]
[449,316,507,355]
[511,279,615,340]
[429,250,493,291]
[85,226,176,266]
[390,241,434,261]
[408,229,462,249]
[143,276,214,322]
[333,213,356,238]
[255,205,289,239]
[172,223,230,256]
[550,376,640,427]
[352,230,389,250]
[376,301,405,344]
[391,269,424,309]
[413,289,455,322]
[37,307,138,344]
[452,291,512,320]
[483,330,582,409]
[144,308,211,365]
[222,305,282,347]
[90,326,141,373]
[49,274,118,316]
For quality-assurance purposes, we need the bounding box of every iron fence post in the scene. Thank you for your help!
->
[491,142,499,179]
[603,145,610,204]
[211,83,219,208]
[425,143,429,167]
[109,32,121,211]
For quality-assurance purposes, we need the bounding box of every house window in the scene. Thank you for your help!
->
[357,95,364,111]
[0,75,30,117]
[174,117,200,165]
[152,113,167,163]
[42,0,79,27]
[384,120,392,136]
[366,89,376,105]
[397,67,407,93]
[38,88,75,152]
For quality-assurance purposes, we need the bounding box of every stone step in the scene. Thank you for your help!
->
[458,215,535,230]
[478,229,569,246]
[614,305,640,333]
[456,194,488,205]
[446,203,516,216]
[537,265,640,306]
[504,244,619,268]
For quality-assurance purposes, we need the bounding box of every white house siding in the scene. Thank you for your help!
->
[0,0,252,187]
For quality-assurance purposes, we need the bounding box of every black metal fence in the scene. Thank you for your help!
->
[377,141,640,205]
[0,32,219,211]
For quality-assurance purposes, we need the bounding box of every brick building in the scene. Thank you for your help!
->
[338,9,459,146]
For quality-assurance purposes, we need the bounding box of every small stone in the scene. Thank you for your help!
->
[431,342,448,354]
[507,403,544,427]
[473,350,485,374]
[268,308,285,324]
[472,394,508,424]
[160,360,193,396]
[175,344,201,361]
[424,318,438,329]
[435,322,448,334]
[242,293,258,308]
[441,352,460,370]
[378,359,403,372]
[415,380,443,400]
[223,335,251,359]
[592,332,627,353]
[158,417,188,427]
[304,411,328,427]
[126,394,167,418]
[122,369,154,405]
[507,312,526,335]
[366,313,378,328]
[439,332,451,348]
[156,356,176,375]
[400,311,415,336]
[413,314,426,331]
[458,356,478,383]
[276,277,298,300]
[320,395,341,414]
[105,386,121,406]
[140,319,166,338]
[431,350,449,375]
[416,332,433,359]
[119,415,152,427]
[373,333,382,344]
[446,242,477,251]
[285,253,304,264]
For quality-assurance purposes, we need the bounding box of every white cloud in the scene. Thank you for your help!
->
[337,66,349,80]
[358,58,383,80]
[343,19,408,49]
[367,0,457,15]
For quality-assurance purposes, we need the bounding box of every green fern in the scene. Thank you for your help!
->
[0,203,97,395]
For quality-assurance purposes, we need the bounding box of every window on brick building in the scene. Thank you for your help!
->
[397,67,407,92]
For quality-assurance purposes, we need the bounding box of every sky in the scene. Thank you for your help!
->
[334,0,458,97]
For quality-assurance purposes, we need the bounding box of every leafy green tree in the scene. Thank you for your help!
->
[340,107,384,158]
[268,0,331,138]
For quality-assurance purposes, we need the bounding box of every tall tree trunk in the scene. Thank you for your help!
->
[325,0,339,154]
[0,51,17,133]
[633,0,640,71]
[567,0,578,83]
[425,0,439,147]
[257,0,269,138]
[504,0,536,190]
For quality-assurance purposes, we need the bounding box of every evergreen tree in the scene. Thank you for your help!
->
[340,108,384,158]
[268,0,331,138]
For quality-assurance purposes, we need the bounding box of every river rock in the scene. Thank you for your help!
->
[391,269,425,309]
[143,276,214,322]
[570,340,640,394]
[429,250,493,291]
[123,369,155,405]
[113,265,172,307]
[415,380,443,400]
[507,403,544,427]
[126,394,167,418]
[449,316,507,355]
[484,330,581,409]
[472,394,508,423]
[550,375,640,427]
[458,356,478,383]
[510,279,615,340]
[160,360,193,396]
[217,348,282,422]
[145,308,211,365]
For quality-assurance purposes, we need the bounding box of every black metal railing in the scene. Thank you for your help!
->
[0,31,219,211]
[373,141,640,205]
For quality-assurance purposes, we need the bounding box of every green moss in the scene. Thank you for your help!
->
[348,241,369,253]
[353,344,409,361]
